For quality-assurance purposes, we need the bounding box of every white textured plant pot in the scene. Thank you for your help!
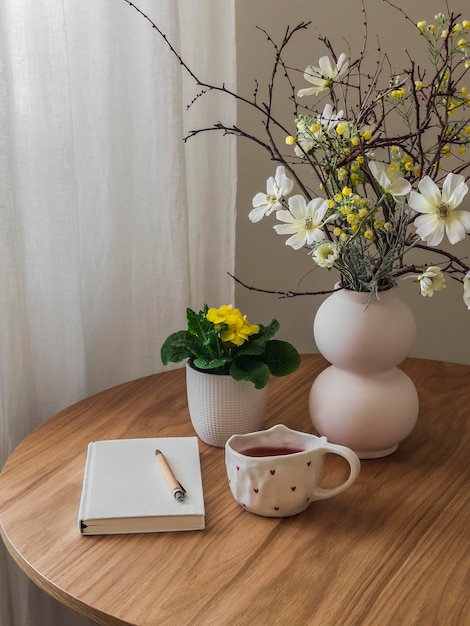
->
[186,364,269,448]
[309,288,419,458]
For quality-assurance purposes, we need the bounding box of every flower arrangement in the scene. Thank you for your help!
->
[161,304,301,388]
[246,9,470,302]
[125,1,470,305]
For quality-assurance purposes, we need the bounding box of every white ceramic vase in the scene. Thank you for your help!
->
[186,363,269,448]
[309,288,419,458]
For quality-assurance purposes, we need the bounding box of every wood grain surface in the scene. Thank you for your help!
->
[1,355,469,626]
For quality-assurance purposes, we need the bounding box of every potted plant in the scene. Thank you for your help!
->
[161,304,300,446]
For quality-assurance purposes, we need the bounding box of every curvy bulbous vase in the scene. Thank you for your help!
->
[309,288,419,459]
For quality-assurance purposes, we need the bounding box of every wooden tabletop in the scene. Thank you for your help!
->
[1,355,469,626]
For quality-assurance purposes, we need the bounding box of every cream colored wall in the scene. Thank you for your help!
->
[235,0,470,364]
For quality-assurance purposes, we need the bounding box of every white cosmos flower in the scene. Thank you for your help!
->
[464,271,470,309]
[249,166,294,223]
[369,161,411,198]
[312,241,340,268]
[417,266,446,297]
[274,195,335,250]
[297,53,349,98]
[409,173,470,245]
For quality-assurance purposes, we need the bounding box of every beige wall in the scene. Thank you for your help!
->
[235,0,470,364]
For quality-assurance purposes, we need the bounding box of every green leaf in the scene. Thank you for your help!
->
[258,319,280,340]
[160,331,194,364]
[186,306,211,337]
[230,358,270,389]
[193,357,229,371]
[262,340,301,377]
[234,319,280,357]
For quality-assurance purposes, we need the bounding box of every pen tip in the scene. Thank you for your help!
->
[155,449,161,455]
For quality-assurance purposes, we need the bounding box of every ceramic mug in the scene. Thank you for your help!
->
[225,424,361,517]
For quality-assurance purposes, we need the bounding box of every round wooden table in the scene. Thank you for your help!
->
[1,355,469,625]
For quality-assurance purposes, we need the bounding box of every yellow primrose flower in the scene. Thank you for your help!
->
[206,304,237,325]
[207,305,259,346]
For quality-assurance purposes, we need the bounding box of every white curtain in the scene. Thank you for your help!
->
[0,0,236,624]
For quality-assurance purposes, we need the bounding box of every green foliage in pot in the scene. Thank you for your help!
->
[161,304,301,389]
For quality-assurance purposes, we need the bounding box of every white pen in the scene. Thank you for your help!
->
[155,449,186,501]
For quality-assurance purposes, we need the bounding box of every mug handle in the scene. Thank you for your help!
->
[311,443,361,500]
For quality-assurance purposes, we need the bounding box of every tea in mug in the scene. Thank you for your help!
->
[239,446,304,457]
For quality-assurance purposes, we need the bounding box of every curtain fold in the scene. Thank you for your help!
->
[0,1,236,624]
